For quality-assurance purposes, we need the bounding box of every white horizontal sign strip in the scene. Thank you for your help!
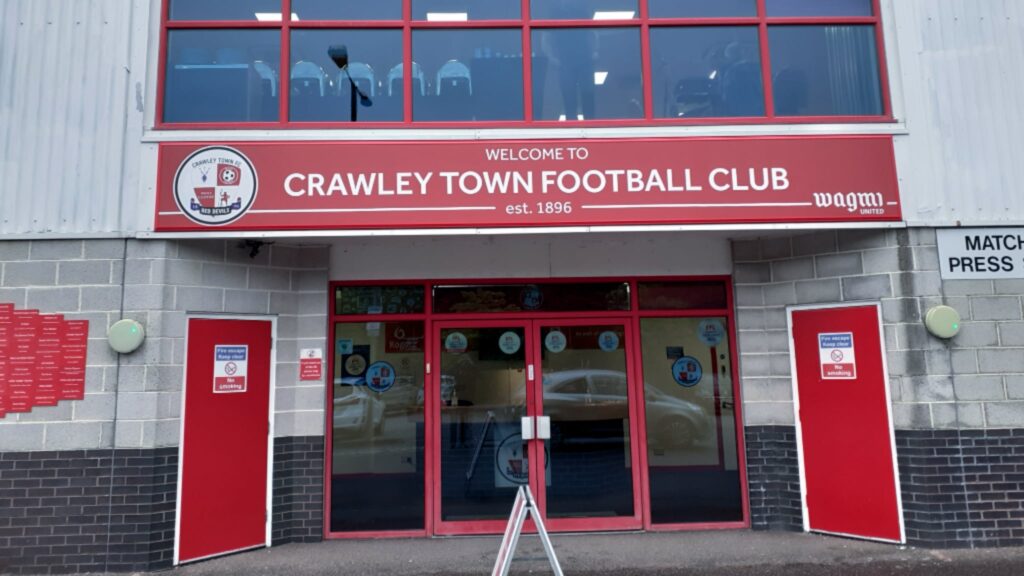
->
[937,227,1024,279]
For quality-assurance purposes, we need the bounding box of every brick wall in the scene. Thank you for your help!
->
[1,238,331,572]
[744,426,802,532]
[898,429,1024,548]
[734,228,1024,548]
[732,227,1024,430]
[0,448,177,574]
[272,436,324,545]
[0,238,329,450]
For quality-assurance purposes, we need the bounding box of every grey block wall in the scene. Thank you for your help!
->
[732,228,1024,430]
[0,239,330,450]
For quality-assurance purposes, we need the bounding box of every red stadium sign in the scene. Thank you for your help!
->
[155,136,901,232]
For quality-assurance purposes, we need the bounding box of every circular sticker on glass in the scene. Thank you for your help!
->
[545,330,568,353]
[598,331,620,351]
[445,331,468,354]
[365,361,396,393]
[173,146,258,226]
[498,331,522,355]
[698,319,726,347]
[344,354,367,376]
[672,356,703,387]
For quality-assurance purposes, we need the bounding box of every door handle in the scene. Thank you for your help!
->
[536,416,551,440]
[521,416,535,440]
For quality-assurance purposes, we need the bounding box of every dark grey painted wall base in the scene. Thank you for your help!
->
[744,425,1024,548]
[3,429,1022,572]
[0,448,177,575]
[0,438,325,575]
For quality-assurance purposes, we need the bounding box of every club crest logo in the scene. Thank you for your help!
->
[173,146,258,226]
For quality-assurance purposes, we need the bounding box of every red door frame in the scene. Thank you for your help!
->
[787,302,905,543]
[175,314,277,565]
[323,276,749,539]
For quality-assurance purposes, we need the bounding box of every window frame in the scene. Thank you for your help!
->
[156,0,892,129]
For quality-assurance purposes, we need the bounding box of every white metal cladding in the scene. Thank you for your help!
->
[5,0,1024,236]
[891,0,1024,226]
[0,0,135,236]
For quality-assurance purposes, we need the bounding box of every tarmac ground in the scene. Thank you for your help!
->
[163,530,1024,576]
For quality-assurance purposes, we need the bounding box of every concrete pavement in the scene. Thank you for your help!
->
[165,531,1024,576]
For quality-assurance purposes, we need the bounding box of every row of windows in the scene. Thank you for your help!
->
[161,1,887,125]
[168,0,876,21]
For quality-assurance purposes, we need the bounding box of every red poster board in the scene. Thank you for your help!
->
[156,136,901,232]
[0,303,12,417]
[8,310,40,413]
[35,314,64,406]
[789,304,903,543]
[60,320,89,401]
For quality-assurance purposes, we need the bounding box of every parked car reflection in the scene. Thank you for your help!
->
[537,369,712,449]
[333,385,385,435]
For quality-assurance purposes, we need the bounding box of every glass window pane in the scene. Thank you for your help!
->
[290,30,403,122]
[531,0,638,20]
[169,0,284,21]
[432,283,630,313]
[532,27,643,121]
[412,29,524,122]
[413,0,520,21]
[648,0,756,18]
[638,281,728,310]
[650,27,763,119]
[541,325,634,519]
[440,327,528,521]
[330,322,425,532]
[164,30,280,123]
[335,286,425,315]
[292,0,402,20]
[640,317,741,524]
[769,25,883,116]
[766,0,873,17]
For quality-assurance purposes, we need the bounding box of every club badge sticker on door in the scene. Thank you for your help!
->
[213,345,248,393]
[818,333,856,379]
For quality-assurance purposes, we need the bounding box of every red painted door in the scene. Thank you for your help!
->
[789,304,903,543]
[178,318,273,563]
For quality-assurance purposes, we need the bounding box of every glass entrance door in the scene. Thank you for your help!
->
[433,320,641,534]
[536,321,641,531]
[434,323,533,534]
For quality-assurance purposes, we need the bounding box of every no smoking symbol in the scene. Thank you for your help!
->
[830,350,844,362]
[225,362,238,376]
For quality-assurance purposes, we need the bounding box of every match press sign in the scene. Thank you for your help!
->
[937,228,1024,279]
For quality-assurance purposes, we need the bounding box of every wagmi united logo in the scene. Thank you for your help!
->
[173,146,258,226]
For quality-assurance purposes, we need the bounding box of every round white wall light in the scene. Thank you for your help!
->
[108,319,146,354]
[924,305,961,339]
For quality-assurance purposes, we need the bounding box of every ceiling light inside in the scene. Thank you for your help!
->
[427,12,469,22]
[593,11,635,20]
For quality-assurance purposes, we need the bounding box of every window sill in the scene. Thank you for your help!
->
[142,121,907,143]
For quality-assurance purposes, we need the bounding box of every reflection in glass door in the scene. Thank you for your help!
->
[538,322,639,530]
[437,325,531,529]
[435,320,641,533]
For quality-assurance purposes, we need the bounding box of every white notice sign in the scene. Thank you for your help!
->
[818,333,856,380]
[937,227,1024,279]
[213,344,248,393]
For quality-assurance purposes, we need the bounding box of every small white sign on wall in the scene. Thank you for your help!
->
[937,227,1024,279]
